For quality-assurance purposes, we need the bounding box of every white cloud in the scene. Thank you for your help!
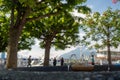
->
[70,9,86,18]
[87,5,93,9]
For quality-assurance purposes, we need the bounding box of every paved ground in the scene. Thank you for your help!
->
[0,64,5,70]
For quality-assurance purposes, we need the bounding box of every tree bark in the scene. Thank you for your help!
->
[107,27,111,65]
[43,40,51,66]
[107,40,111,65]
[6,3,29,68]
[6,26,23,69]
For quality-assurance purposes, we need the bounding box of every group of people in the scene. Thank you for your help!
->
[27,55,95,67]
[53,57,64,66]
[27,55,64,67]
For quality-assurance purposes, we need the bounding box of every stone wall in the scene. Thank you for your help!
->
[0,70,120,80]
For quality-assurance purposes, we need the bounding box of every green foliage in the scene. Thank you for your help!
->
[0,0,89,51]
[19,0,36,8]
[0,0,91,67]
[26,11,80,50]
[18,29,35,50]
[77,5,91,14]
[0,11,9,52]
[82,8,120,49]
[0,11,35,52]
[11,0,90,51]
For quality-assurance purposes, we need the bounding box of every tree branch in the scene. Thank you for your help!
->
[52,41,72,45]
[26,11,60,22]
[27,1,63,22]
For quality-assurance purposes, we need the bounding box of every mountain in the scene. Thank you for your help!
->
[59,46,96,59]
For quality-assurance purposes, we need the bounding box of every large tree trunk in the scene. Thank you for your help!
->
[43,40,51,66]
[6,26,23,69]
[6,3,29,69]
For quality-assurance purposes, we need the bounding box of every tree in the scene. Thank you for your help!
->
[24,2,91,66]
[26,12,82,66]
[82,8,120,65]
[1,0,89,68]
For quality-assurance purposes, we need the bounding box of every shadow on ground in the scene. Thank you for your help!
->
[12,65,120,72]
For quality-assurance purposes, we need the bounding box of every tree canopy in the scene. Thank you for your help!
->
[25,10,87,66]
[82,8,120,65]
[0,0,90,68]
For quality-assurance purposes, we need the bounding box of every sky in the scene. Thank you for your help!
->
[85,0,120,13]
[18,0,120,58]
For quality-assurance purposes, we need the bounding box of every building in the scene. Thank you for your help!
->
[96,50,120,65]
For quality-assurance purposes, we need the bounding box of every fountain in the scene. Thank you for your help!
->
[69,52,94,71]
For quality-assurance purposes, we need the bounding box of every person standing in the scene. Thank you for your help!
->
[91,55,95,65]
[60,57,64,66]
[53,57,57,66]
[27,55,32,67]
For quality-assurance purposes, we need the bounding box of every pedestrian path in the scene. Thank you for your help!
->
[0,64,5,70]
